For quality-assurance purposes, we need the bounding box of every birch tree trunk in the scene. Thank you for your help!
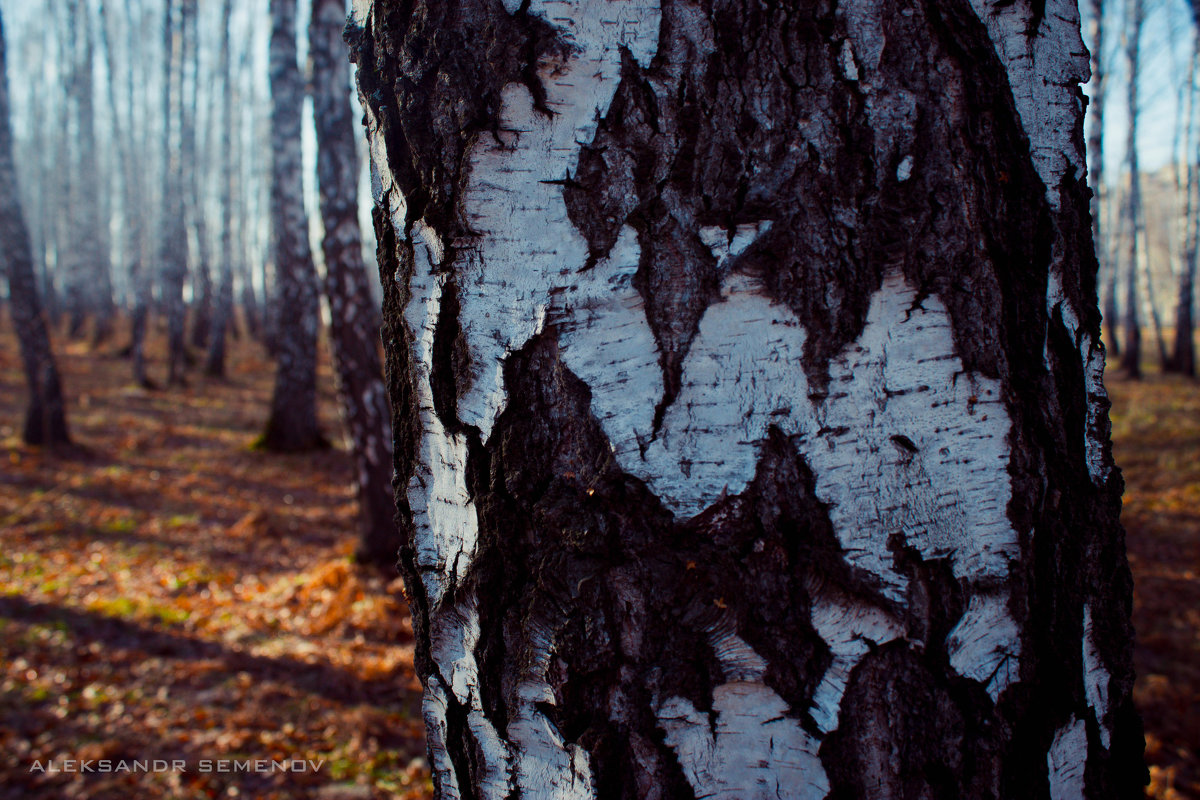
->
[1119,0,1143,378]
[127,0,153,387]
[72,0,115,345]
[258,0,325,451]
[1174,228,1197,375]
[351,0,1145,796]
[1088,0,1119,356]
[205,0,236,378]
[0,7,70,446]
[188,0,213,352]
[101,0,152,387]
[160,0,190,386]
[310,0,397,564]
[1172,34,1198,377]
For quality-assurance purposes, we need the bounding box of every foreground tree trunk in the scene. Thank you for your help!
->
[310,0,397,564]
[352,0,1145,796]
[258,0,324,451]
[0,8,70,446]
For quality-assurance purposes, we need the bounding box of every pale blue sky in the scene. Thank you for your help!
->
[1085,0,1198,179]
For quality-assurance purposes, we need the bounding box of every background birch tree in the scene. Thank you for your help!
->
[204,0,236,378]
[1170,0,1199,377]
[0,5,69,446]
[257,0,324,451]
[351,0,1145,796]
[310,0,397,564]
[159,0,190,386]
[1120,0,1145,378]
[1089,0,1113,357]
[63,0,115,344]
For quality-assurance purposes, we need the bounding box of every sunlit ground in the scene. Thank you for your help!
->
[0,309,1197,798]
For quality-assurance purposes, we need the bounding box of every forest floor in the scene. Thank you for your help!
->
[1110,368,1200,800]
[0,318,429,800]
[0,315,1197,799]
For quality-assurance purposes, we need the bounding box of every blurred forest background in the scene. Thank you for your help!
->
[0,0,1197,797]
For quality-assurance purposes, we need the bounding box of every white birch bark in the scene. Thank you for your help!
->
[352,0,1143,796]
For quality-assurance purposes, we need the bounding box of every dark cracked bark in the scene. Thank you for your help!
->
[0,7,70,446]
[352,0,1144,797]
[311,0,397,564]
[258,0,325,452]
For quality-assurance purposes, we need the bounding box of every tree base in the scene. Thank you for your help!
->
[252,414,330,453]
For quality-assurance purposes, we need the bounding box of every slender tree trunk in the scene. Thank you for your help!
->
[20,23,51,323]
[189,0,213,352]
[35,142,56,320]
[1172,44,1199,376]
[191,227,214,349]
[1103,194,1122,355]
[62,0,86,340]
[353,0,1144,796]
[258,0,324,451]
[1144,257,1169,368]
[206,0,236,377]
[101,0,152,387]
[71,0,115,345]
[178,0,204,355]
[159,0,190,386]
[310,0,398,565]
[1089,0,1119,356]
[241,281,260,340]
[128,0,153,387]
[1120,0,1143,378]
[0,8,70,446]
[31,31,57,323]
[1175,244,1198,376]
[258,91,279,357]
[237,47,261,344]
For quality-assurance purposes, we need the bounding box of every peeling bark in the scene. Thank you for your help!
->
[352,0,1144,797]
